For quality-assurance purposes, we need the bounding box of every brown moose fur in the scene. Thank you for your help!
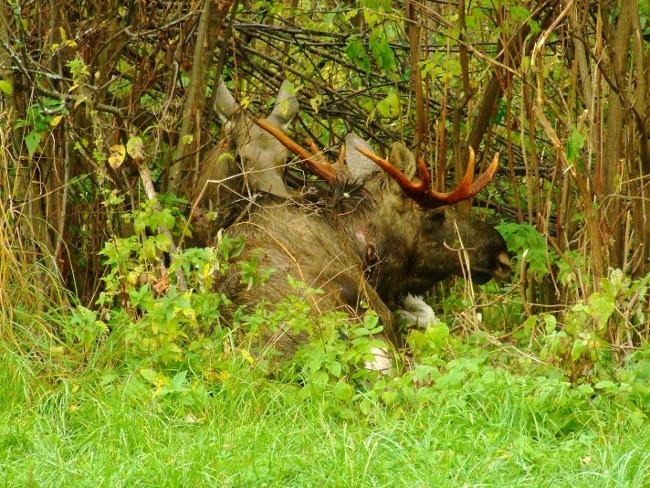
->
[213,143,510,358]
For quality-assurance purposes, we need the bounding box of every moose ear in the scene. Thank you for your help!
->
[214,79,237,123]
[388,143,417,180]
[345,134,381,180]
[266,80,299,132]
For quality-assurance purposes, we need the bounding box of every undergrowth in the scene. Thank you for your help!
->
[3,201,650,486]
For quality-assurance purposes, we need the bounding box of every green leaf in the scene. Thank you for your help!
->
[0,80,13,95]
[363,313,379,329]
[566,129,585,163]
[140,368,157,383]
[310,370,329,386]
[369,34,395,71]
[594,380,616,390]
[425,322,450,349]
[571,339,588,361]
[169,371,191,393]
[126,136,144,160]
[481,371,496,385]
[588,292,615,328]
[154,233,171,251]
[326,360,342,378]
[465,361,480,374]
[376,92,399,118]
[437,368,466,388]
[522,315,537,334]
[544,314,557,333]
[380,389,398,405]
[24,131,42,157]
[345,37,370,73]
[333,381,353,401]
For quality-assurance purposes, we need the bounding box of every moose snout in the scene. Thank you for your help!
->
[494,251,512,281]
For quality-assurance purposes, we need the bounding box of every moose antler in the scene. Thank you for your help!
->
[252,116,499,208]
[252,117,340,181]
[356,146,499,209]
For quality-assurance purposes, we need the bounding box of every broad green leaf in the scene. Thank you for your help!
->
[588,292,615,328]
[481,370,496,385]
[544,314,557,333]
[369,34,395,71]
[126,136,144,160]
[0,80,13,95]
[154,233,171,251]
[522,314,537,334]
[345,37,370,73]
[333,381,353,401]
[377,92,399,118]
[566,129,585,163]
[571,339,587,361]
[425,322,450,349]
[24,131,42,157]
[140,368,157,383]
[326,360,342,378]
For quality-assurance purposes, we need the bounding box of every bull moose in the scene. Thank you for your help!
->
[197,81,510,367]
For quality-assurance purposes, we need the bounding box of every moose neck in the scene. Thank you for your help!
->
[340,188,422,300]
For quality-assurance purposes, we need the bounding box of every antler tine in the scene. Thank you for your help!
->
[431,146,475,204]
[354,146,428,199]
[251,117,339,182]
[415,157,431,191]
[466,151,500,199]
[336,145,346,170]
[356,145,499,209]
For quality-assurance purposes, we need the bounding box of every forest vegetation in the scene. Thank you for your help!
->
[2,0,650,485]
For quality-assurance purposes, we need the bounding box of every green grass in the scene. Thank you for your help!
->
[1,367,649,488]
[1,249,648,487]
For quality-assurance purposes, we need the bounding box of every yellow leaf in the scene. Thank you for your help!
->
[51,115,63,127]
[240,348,254,364]
[59,27,67,42]
[108,144,126,168]
[310,95,322,114]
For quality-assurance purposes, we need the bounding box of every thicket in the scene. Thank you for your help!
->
[2,0,650,420]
